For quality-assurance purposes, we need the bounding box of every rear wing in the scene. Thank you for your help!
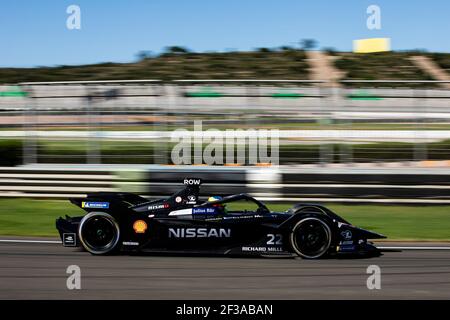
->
[70,192,148,210]
[70,178,203,211]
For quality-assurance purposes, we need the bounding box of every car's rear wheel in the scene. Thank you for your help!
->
[78,212,120,255]
[290,216,332,259]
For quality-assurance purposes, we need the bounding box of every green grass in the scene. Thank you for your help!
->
[0,199,450,240]
[0,199,81,237]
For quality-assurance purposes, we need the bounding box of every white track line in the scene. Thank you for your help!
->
[0,239,449,250]
[0,239,62,244]
[378,246,450,250]
[258,197,450,204]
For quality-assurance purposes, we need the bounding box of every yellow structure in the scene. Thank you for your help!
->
[353,38,391,53]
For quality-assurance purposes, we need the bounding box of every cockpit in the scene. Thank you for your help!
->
[199,193,270,215]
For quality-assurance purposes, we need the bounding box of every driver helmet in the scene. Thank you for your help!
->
[208,196,223,206]
[208,196,227,213]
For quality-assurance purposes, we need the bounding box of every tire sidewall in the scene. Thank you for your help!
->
[78,211,121,255]
[289,215,332,259]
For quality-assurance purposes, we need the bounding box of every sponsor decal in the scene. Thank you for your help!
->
[338,244,356,252]
[192,207,219,215]
[187,195,197,204]
[63,233,76,246]
[168,227,231,238]
[337,222,349,228]
[168,209,193,216]
[242,246,283,252]
[204,217,223,221]
[133,220,148,234]
[148,203,169,211]
[340,230,353,240]
[81,201,109,209]
[184,178,201,186]
[223,214,261,220]
[175,196,182,203]
[122,241,139,246]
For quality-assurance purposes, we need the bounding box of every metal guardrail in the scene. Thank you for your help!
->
[2,166,450,204]
[1,79,450,166]
[0,167,119,198]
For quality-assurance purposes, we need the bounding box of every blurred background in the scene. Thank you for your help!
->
[1,0,450,240]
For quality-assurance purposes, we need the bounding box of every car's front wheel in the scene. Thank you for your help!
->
[289,216,332,259]
[78,212,120,255]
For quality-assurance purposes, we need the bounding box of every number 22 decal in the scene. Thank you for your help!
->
[267,234,283,245]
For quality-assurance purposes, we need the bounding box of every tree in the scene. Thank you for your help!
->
[300,39,318,51]
[279,46,294,51]
[136,50,152,61]
[165,46,190,54]
[322,47,337,55]
[257,47,271,53]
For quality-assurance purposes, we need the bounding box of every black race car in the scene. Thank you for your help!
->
[56,178,385,259]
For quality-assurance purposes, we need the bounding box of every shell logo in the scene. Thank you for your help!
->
[133,220,147,234]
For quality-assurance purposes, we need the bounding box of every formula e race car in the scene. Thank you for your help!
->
[56,178,385,259]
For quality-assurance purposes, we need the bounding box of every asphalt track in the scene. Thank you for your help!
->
[1,240,450,299]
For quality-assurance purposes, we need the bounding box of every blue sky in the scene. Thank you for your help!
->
[0,0,448,67]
